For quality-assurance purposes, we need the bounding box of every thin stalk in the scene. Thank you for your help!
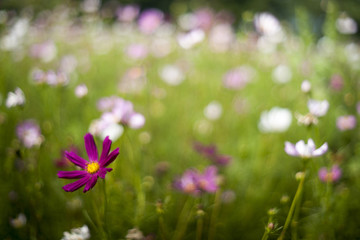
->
[103,179,110,239]
[158,215,167,240]
[208,189,222,240]
[261,231,269,240]
[196,215,204,240]
[172,197,193,240]
[278,174,306,240]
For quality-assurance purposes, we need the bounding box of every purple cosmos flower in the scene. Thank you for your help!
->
[57,133,119,193]
[285,138,328,159]
[336,115,356,131]
[16,120,43,148]
[116,4,140,22]
[174,166,219,195]
[193,142,231,166]
[223,66,254,90]
[318,165,342,183]
[138,9,164,34]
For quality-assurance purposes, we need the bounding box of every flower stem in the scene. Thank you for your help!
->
[196,216,204,240]
[172,197,193,240]
[103,179,110,239]
[278,174,306,240]
[208,189,222,240]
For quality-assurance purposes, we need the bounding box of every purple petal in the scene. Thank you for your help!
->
[83,175,98,193]
[65,151,88,169]
[284,142,298,156]
[101,148,119,167]
[57,170,88,179]
[62,175,91,192]
[99,136,112,166]
[313,142,328,157]
[318,168,328,182]
[98,168,112,179]
[84,133,99,162]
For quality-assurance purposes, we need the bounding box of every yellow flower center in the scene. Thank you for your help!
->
[86,162,100,174]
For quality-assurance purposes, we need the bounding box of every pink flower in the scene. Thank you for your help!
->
[57,133,119,193]
[16,120,43,148]
[318,165,342,183]
[336,115,356,131]
[330,74,344,91]
[174,166,219,195]
[138,9,164,34]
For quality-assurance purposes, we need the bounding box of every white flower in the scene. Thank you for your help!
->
[336,15,357,34]
[272,64,292,84]
[258,107,292,133]
[254,12,285,43]
[301,80,311,93]
[10,213,26,228]
[307,99,329,117]
[177,29,205,49]
[61,225,90,240]
[100,123,124,142]
[75,84,88,98]
[285,138,328,159]
[204,101,222,120]
[6,88,25,108]
[159,64,185,86]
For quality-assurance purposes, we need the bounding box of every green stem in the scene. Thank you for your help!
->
[158,215,167,240]
[196,216,204,240]
[278,174,306,240]
[103,179,109,239]
[172,197,193,240]
[208,189,222,240]
[261,231,269,240]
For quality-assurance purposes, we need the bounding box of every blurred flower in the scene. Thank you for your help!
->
[272,64,292,84]
[336,14,357,34]
[295,112,318,126]
[178,13,198,31]
[81,0,100,13]
[330,74,344,91]
[150,37,173,57]
[307,99,329,117]
[177,29,205,49]
[100,123,124,141]
[61,225,90,240]
[159,64,185,86]
[196,166,218,193]
[118,67,147,94]
[30,40,57,63]
[336,115,356,131]
[357,102,360,115]
[6,87,25,108]
[57,133,119,193]
[193,141,231,166]
[16,120,44,148]
[223,66,255,90]
[1,18,29,51]
[285,138,328,159]
[55,146,79,168]
[10,213,26,228]
[175,166,219,195]
[221,190,236,203]
[208,23,235,52]
[318,165,342,183]
[59,55,78,74]
[254,12,285,43]
[258,107,292,133]
[301,80,311,93]
[75,84,88,98]
[126,43,148,60]
[194,8,214,31]
[126,228,144,240]
[94,96,145,131]
[204,101,222,120]
[138,9,164,34]
[116,4,139,22]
